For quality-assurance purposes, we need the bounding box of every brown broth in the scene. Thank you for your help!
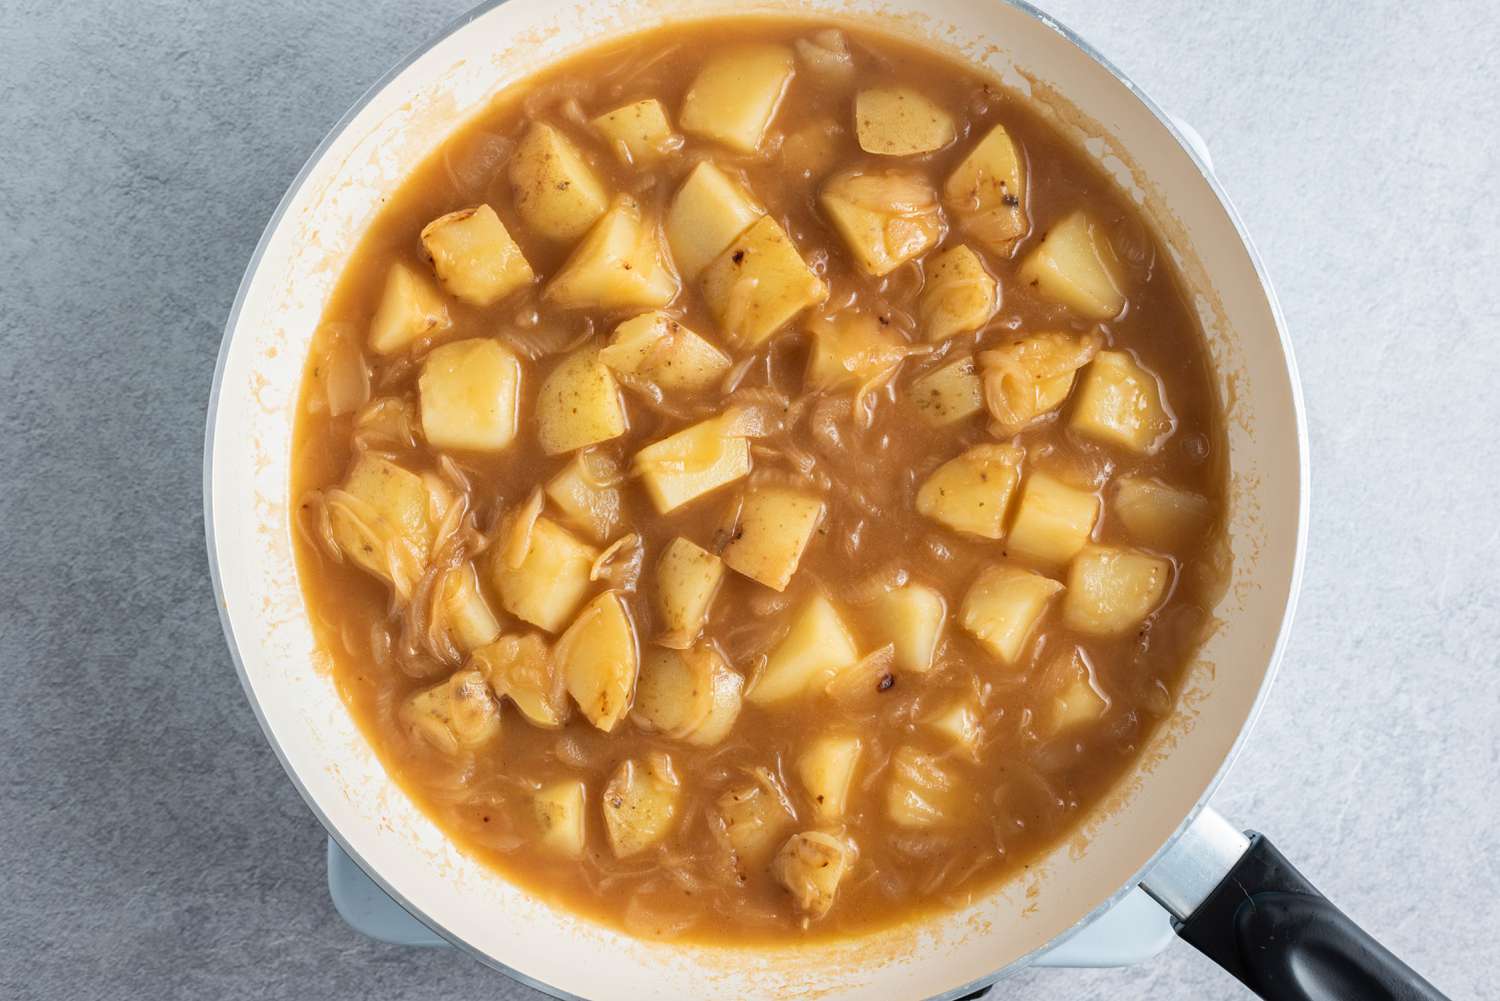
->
[290,16,1228,945]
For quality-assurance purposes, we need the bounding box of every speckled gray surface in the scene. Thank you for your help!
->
[2,1,1497,998]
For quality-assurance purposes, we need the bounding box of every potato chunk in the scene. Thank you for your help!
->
[1112,477,1212,551]
[509,123,610,242]
[633,415,751,513]
[910,354,983,427]
[855,86,956,156]
[665,162,764,281]
[979,330,1102,436]
[1006,472,1100,568]
[721,486,826,592]
[927,698,982,761]
[1069,350,1175,454]
[654,537,726,647]
[602,753,681,857]
[591,98,675,165]
[419,204,534,306]
[886,746,958,828]
[535,347,627,456]
[544,195,680,312]
[471,632,570,729]
[442,563,502,653]
[749,593,860,705]
[701,216,827,346]
[772,831,856,920]
[558,590,639,732]
[867,584,946,674]
[796,734,862,822]
[804,311,911,393]
[1062,545,1171,636]
[944,124,1028,255]
[417,338,523,452]
[632,646,743,746]
[368,262,450,356]
[600,311,732,394]
[533,779,588,859]
[1040,648,1108,736]
[714,781,795,867]
[401,670,501,755]
[918,245,998,342]
[327,455,447,599]
[959,564,1063,666]
[1018,210,1126,319]
[544,451,623,542]
[680,43,796,153]
[491,515,598,633]
[819,169,944,277]
[915,443,1024,539]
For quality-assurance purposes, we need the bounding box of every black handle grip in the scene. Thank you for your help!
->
[1177,831,1449,1001]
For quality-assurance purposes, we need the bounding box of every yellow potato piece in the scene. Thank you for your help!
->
[368,262,450,356]
[653,537,726,646]
[680,43,796,153]
[591,98,676,165]
[866,584,947,674]
[544,451,623,543]
[1040,647,1109,736]
[910,354,984,427]
[665,162,764,281]
[1112,477,1212,551]
[926,698,982,761]
[631,646,743,745]
[441,563,502,653]
[491,516,598,633]
[535,346,627,456]
[804,311,911,393]
[915,442,1024,540]
[885,746,959,828]
[714,782,794,866]
[509,123,610,242]
[471,632,571,729]
[558,590,639,732]
[1006,472,1100,569]
[978,330,1102,436]
[417,338,523,452]
[1062,545,1171,636]
[701,216,827,346]
[632,415,752,513]
[819,169,944,276]
[721,486,826,592]
[533,779,588,859]
[419,204,534,306]
[959,564,1063,666]
[944,124,1028,255]
[602,753,681,857]
[1018,210,1126,319]
[796,734,862,822]
[327,455,447,599]
[599,311,732,394]
[750,593,859,705]
[855,86,956,156]
[401,669,501,755]
[771,831,856,920]
[544,195,680,312]
[918,244,998,342]
[1069,350,1175,454]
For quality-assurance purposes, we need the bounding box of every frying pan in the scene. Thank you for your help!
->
[203,1,1445,997]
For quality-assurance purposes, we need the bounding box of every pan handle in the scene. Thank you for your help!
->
[1140,807,1449,1001]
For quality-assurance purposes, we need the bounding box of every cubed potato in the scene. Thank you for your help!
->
[867,584,946,674]
[701,216,828,347]
[749,593,860,705]
[509,123,610,242]
[1062,545,1171,636]
[442,563,502,653]
[854,86,956,156]
[491,515,598,633]
[910,354,984,427]
[1069,350,1175,454]
[772,831,856,920]
[1040,648,1108,736]
[417,338,523,452]
[544,195,680,312]
[715,782,794,866]
[535,347,627,456]
[599,311,732,394]
[793,29,855,85]
[944,124,1028,255]
[591,98,676,165]
[796,734,862,822]
[915,443,1024,539]
[978,330,1102,436]
[327,455,448,599]
[1017,210,1126,319]
[721,486,826,592]
[1112,477,1212,551]
[927,698,982,761]
[1006,472,1100,568]
[632,415,752,513]
[918,244,998,342]
[885,746,959,828]
[679,43,796,153]
[602,753,681,857]
[533,779,588,859]
[471,632,571,729]
[368,262,451,356]
[558,590,639,732]
[631,646,743,746]
[959,564,1064,666]
[804,311,911,393]
[544,451,623,542]
[419,204,534,306]
[820,169,944,277]
[665,162,765,281]
[654,537,726,645]
[401,670,501,755]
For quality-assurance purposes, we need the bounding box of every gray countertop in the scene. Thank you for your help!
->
[2,1,1497,998]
